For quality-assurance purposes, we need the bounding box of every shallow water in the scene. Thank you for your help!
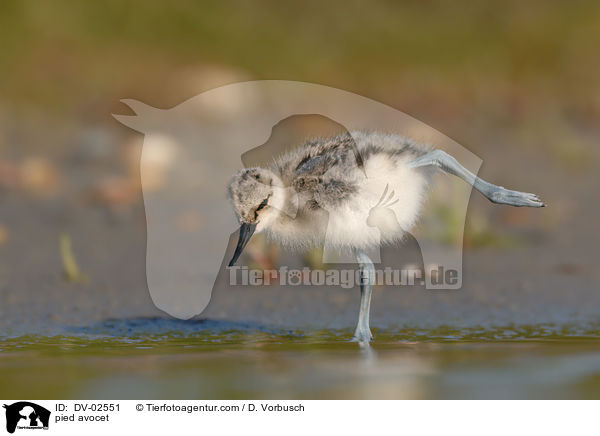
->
[2,318,600,399]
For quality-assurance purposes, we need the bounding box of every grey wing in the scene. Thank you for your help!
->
[293,134,364,179]
[294,154,328,177]
[291,155,326,200]
[292,159,360,210]
[290,134,364,209]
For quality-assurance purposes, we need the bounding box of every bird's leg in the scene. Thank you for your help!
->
[407,150,545,207]
[353,249,374,344]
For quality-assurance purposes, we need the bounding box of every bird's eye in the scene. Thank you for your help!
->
[256,197,269,211]
[254,195,270,219]
[254,197,269,220]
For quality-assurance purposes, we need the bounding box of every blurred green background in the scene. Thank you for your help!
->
[1,0,599,137]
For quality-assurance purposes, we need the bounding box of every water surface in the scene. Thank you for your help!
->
[2,318,600,399]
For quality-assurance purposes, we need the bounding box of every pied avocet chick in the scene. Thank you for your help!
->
[227,131,544,343]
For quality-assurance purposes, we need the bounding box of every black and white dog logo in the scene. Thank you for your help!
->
[3,402,50,434]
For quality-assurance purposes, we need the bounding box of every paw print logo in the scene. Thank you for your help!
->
[287,270,302,286]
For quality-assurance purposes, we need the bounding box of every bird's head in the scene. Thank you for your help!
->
[227,167,284,266]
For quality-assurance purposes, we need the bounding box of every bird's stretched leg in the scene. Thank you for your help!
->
[353,249,375,343]
[407,150,545,207]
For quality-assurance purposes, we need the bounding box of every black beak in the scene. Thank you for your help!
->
[228,222,257,267]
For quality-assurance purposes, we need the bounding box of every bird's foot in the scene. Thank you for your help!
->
[490,187,546,208]
[352,325,373,344]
